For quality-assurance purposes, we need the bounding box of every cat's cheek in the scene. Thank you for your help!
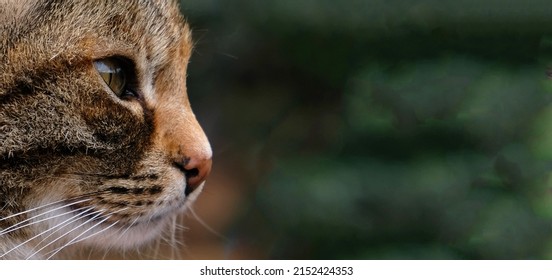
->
[160,167,188,200]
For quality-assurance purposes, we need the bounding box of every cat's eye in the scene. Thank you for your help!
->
[94,58,137,100]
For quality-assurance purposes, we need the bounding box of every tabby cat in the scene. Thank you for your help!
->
[0,0,212,259]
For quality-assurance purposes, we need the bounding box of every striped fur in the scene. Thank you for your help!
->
[0,0,212,259]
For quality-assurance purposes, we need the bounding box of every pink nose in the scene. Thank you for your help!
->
[175,156,212,195]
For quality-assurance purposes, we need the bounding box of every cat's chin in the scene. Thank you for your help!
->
[33,182,204,255]
[52,208,184,251]
[34,203,184,253]
[90,214,175,249]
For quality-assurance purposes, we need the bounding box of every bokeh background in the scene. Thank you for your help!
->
[176,0,552,259]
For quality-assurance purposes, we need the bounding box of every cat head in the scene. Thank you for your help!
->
[0,0,212,257]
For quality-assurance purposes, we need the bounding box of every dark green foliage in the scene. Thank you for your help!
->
[183,0,552,259]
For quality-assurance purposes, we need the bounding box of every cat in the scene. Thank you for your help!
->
[0,0,212,259]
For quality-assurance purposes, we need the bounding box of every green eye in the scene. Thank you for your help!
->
[94,58,135,99]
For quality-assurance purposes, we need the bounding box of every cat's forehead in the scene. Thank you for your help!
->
[94,0,193,68]
[2,0,192,67]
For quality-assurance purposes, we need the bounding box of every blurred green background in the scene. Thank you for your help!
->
[178,0,552,259]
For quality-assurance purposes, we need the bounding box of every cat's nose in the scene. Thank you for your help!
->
[175,155,212,196]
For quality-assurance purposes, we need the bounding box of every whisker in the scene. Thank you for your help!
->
[152,236,162,259]
[168,215,181,259]
[188,206,227,241]
[0,198,92,235]
[0,197,92,222]
[174,215,189,231]
[45,212,121,260]
[65,207,127,246]
[0,205,93,237]
[0,207,94,259]
[216,51,239,60]
[26,210,105,260]
[31,208,96,250]
[65,220,119,248]
[101,215,140,259]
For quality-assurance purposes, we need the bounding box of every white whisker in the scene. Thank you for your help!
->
[168,215,181,259]
[66,220,119,248]
[0,198,92,222]
[60,207,127,250]
[188,206,227,240]
[0,207,94,258]
[31,208,96,250]
[26,210,104,260]
[0,205,92,236]
[152,236,162,259]
[101,215,140,259]
[45,214,115,260]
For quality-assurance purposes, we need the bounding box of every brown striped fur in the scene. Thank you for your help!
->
[0,0,212,259]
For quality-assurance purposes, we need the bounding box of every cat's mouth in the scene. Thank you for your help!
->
[48,200,186,249]
[39,182,204,250]
[66,198,185,228]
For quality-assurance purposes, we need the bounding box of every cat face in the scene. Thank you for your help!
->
[0,0,212,258]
